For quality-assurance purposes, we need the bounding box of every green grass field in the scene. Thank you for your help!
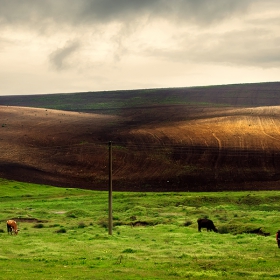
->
[1,178,280,279]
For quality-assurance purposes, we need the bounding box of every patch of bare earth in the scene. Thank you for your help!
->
[1,105,280,191]
[10,218,47,223]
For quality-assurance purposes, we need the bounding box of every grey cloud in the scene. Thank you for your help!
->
[2,0,279,72]
[145,27,280,68]
[0,0,256,29]
[49,41,81,70]
[198,29,280,67]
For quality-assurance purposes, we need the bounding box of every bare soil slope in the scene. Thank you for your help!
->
[0,106,120,189]
[2,93,280,191]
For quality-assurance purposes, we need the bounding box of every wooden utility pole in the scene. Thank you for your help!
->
[108,141,113,235]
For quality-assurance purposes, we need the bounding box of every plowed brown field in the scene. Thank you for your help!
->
[2,98,280,191]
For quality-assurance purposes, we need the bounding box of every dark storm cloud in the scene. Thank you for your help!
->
[68,0,253,25]
[0,0,255,28]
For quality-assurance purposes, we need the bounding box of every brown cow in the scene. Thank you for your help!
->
[197,218,218,232]
[7,220,19,235]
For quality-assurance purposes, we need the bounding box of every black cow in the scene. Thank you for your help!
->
[197,218,218,232]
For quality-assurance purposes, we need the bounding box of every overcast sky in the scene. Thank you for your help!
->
[1,0,280,95]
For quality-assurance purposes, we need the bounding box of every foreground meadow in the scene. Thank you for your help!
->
[1,179,280,279]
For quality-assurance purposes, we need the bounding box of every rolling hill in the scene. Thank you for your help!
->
[1,82,280,191]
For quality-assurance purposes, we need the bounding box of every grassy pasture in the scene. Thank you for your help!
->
[1,179,280,279]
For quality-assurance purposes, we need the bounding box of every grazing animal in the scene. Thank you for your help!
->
[197,218,218,232]
[248,227,270,236]
[7,220,19,235]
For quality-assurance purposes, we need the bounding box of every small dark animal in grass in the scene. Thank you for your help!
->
[276,230,280,248]
[197,218,218,232]
[248,227,270,236]
[7,220,19,235]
